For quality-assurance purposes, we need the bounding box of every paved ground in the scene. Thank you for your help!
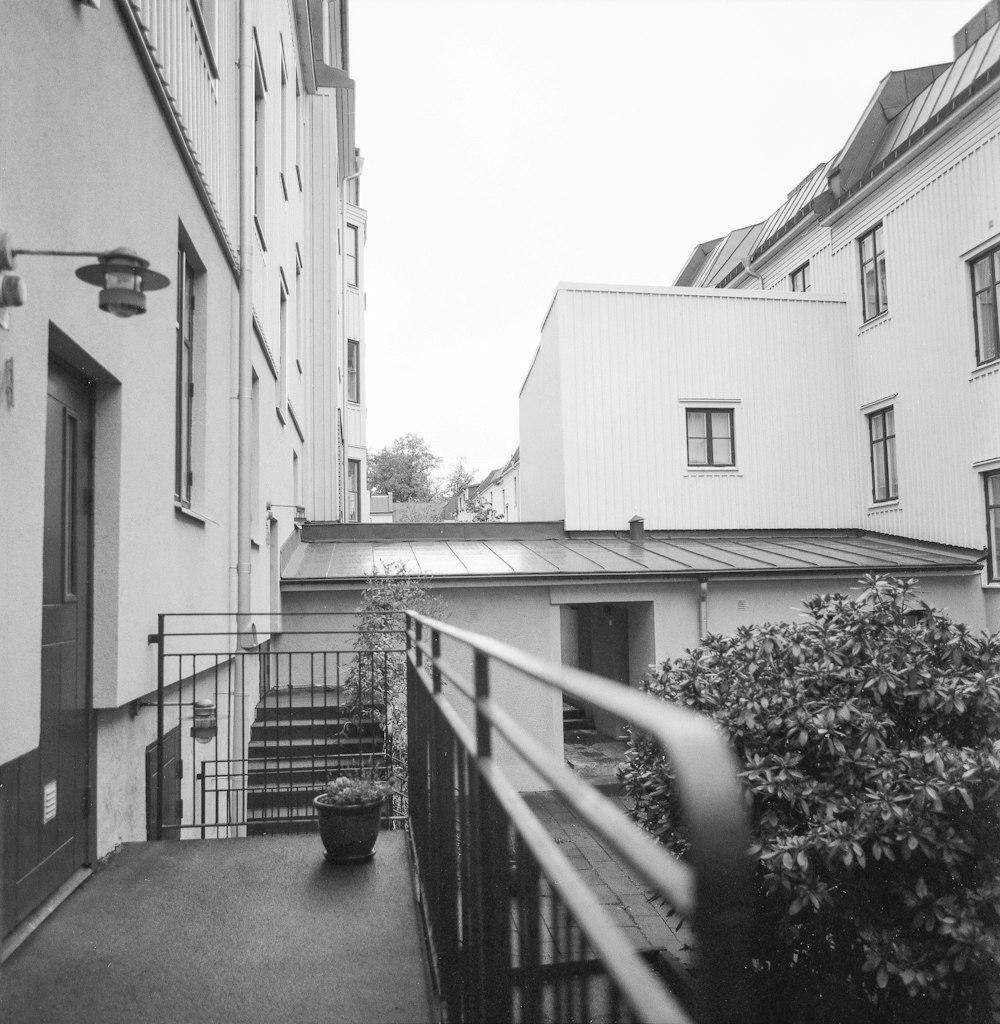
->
[559,726,692,960]
[0,833,431,1024]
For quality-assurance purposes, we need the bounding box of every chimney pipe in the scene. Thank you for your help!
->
[629,515,644,541]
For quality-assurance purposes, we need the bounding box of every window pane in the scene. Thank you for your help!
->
[994,251,1000,281]
[976,290,999,362]
[861,233,874,261]
[870,413,884,441]
[713,438,733,465]
[688,438,707,465]
[711,412,732,440]
[886,436,897,497]
[687,411,706,438]
[874,224,883,253]
[863,266,877,319]
[974,255,992,291]
[877,255,888,312]
[873,440,887,501]
[884,408,894,435]
[988,473,1000,505]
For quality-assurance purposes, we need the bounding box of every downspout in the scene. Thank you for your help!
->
[237,0,253,645]
[743,252,765,290]
[699,578,709,639]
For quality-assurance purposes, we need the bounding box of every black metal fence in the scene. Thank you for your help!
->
[406,612,753,1024]
[147,613,406,838]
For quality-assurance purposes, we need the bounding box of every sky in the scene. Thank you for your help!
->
[349,0,986,486]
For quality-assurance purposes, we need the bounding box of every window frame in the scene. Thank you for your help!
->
[347,339,360,404]
[345,224,359,288]
[867,406,898,503]
[175,247,197,507]
[685,408,735,468]
[789,262,810,293]
[858,223,887,322]
[986,470,1000,582]
[970,245,1000,366]
[347,458,361,523]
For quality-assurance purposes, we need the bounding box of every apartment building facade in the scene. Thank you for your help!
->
[519,1,1000,638]
[0,0,366,938]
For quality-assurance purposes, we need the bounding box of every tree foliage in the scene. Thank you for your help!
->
[620,575,1000,1024]
[350,561,447,797]
[368,433,442,503]
[441,459,477,499]
[460,495,504,522]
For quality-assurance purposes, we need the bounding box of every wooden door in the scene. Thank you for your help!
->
[1,360,94,935]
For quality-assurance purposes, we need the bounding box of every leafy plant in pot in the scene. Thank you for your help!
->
[313,776,393,864]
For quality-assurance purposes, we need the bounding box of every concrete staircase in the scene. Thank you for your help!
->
[247,687,387,835]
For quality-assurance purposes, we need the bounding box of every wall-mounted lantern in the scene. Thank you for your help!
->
[0,229,170,325]
[131,695,218,746]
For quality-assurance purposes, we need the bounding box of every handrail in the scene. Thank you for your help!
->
[405,610,753,1024]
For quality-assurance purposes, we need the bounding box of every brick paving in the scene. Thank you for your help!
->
[523,789,690,960]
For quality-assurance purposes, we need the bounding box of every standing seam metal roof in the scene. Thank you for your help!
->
[282,529,983,582]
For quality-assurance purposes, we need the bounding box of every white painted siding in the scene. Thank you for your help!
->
[542,286,857,532]
[519,305,566,521]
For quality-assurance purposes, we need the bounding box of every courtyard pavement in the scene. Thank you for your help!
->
[0,832,431,1024]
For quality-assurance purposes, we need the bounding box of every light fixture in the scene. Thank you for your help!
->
[130,695,218,745]
[0,229,170,320]
[75,247,170,318]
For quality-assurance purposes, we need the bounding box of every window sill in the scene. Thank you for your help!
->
[866,499,900,512]
[684,467,741,477]
[175,502,209,526]
[969,359,1000,382]
[254,216,267,252]
[858,312,890,335]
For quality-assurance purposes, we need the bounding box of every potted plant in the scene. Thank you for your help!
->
[313,776,393,863]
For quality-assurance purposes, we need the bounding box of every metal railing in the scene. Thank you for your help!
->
[147,612,406,838]
[406,612,753,1024]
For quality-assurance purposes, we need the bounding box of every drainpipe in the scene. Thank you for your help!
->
[699,578,709,639]
[237,0,253,645]
[742,251,765,290]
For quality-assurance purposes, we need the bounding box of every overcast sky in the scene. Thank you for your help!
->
[350,0,985,486]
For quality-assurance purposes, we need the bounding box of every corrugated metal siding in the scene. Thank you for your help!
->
[519,306,566,521]
[304,92,341,520]
[552,287,857,532]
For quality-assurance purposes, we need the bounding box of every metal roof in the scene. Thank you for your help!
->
[282,525,983,584]
[872,20,1000,165]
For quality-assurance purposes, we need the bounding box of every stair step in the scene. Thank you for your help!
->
[247,755,390,787]
[248,735,385,758]
[250,720,381,742]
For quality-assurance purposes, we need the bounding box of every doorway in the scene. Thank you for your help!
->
[1,359,95,935]
[560,602,654,781]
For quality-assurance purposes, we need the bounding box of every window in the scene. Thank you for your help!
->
[790,263,810,292]
[175,246,198,507]
[278,278,289,410]
[253,49,266,244]
[345,224,358,287]
[347,340,360,403]
[971,246,1000,365]
[986,472,1000,581]
[867,407,897,502]
[347,459,361,522]
[279,41,288,198]
[859,223,887,321]
[686,409,734,467]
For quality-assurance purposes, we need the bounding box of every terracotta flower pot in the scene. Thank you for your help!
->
[313,793,385,863]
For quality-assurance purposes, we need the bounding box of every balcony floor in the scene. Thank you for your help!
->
[0,832,432,1024]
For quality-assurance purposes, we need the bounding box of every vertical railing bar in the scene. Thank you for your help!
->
[154,613,165,841]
